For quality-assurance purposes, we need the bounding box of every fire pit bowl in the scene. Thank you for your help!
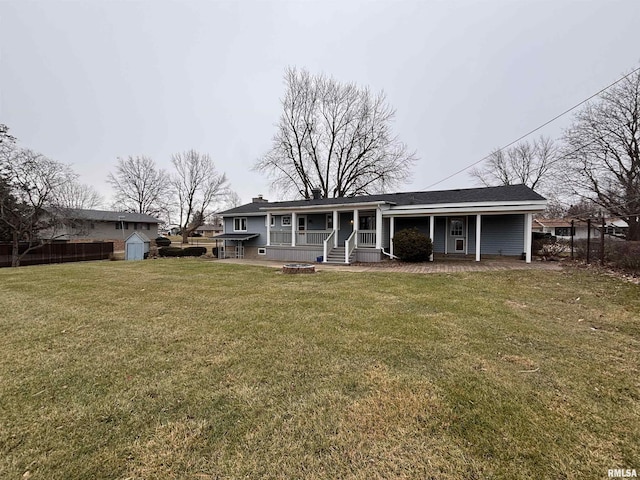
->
[282,263,316,274]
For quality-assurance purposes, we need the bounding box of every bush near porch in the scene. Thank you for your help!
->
[392,227,433,262]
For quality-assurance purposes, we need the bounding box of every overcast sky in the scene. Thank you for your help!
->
[1,0,639,208]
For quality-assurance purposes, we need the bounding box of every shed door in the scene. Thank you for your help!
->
[126,242,144,260]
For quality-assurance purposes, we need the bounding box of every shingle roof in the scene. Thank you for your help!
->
[220,184,546,215]
[60,208,161,223]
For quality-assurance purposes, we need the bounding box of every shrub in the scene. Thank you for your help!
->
[607,241,640,273]
[393,228,433,262]
[155,236,171,247]
[158,247,184,257]
[158,246,207,257]
[181,246,207,257]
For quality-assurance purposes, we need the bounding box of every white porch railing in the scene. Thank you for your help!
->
[297,230,332,245]
[270,231,292,245]
[358,230,376,247]
[345,230,357,264]
[323,230,336,263]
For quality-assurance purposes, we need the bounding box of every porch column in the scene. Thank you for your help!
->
[524,213,533,263]
[291,212,297,247]
[429,215,435,261]
[266,212,271,246]
[333,210,339,248]
[375,208,383,249]
[353,209,359,248]
[389,216,395,256]
[475,214,482,262]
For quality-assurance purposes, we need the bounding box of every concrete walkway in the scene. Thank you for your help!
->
[214,257,563,274]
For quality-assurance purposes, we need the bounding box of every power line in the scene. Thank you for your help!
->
[425,65,640,190]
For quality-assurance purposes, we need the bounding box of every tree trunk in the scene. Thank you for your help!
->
[627,216,640,241]
[11,230,19,267]
[181,229,189,244]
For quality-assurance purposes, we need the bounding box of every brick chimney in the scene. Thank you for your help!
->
[311,188,322,200]
[252,194,268,203]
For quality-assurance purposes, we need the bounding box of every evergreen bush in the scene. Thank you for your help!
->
[393,228,433,262]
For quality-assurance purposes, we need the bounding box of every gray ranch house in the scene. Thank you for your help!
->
[216,184,547,264]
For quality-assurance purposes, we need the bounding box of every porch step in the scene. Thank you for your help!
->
[324,247,354,264]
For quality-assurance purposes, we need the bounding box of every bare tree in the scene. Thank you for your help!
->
[171,150,228,243]
[470,136,558,192]
[54,181,103,209]
[107,155,169,216]
[255,67,416,199]
[224,191,242,209]
[0,148,75,266]
[562,68,640,240]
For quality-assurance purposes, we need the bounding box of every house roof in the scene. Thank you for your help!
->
[60,208,161,223]
[125,232,151,243]
[196,224,223,231]
[213,233,260,241]
[219,184,546,216]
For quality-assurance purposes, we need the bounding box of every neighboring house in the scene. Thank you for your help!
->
[532,217,629,240]
[194,224,223,238]
[44,208,161,250]
[216,184,547,264]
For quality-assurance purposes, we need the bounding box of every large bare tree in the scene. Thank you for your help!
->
[255,67,416,199]
[171,150,228,243]
[54,181,103,209]
[0,148,75,266]
[470,136,558,192]
[562,68,640,240]
[107,155,169,216]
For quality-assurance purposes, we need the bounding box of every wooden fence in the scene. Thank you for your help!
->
[0,242,114,267]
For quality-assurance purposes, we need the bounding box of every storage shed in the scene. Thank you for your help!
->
[125,232,151,260]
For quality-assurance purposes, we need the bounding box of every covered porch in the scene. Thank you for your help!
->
[265,205,386,264]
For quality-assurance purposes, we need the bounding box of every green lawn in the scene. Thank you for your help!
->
[0,259,638,479]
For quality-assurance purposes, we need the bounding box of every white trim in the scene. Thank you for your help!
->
[524,213,533,263]
[258,247,266,255]
[266,213,271,246]
[233,217,247,232]
[353,209,359,248]
[429,215,435,261]
[291,212,297,247]
[475,214,482,262]
[384,203,547,216]
[375,208,383,249]
[261,201,391,213]
[281,215,291,226]
[389,216,395,257]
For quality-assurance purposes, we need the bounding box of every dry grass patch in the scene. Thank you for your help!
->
[0,260,638,479]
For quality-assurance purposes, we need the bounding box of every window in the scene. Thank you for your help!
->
[270,216,275,227]
[359,215,375,230]
[281,216,291,226]
[258,247,266,255]
[234,217,247,231]
[555,227,573,236]
[326,214,333,230]
[450,219,463,236]
[146,224,150,230]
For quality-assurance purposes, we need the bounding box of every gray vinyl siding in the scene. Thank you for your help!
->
[266,246,323,262]
[480,214,525,256]
[433,217,446,253]
[468,215,477,252]
[224,216,267,246]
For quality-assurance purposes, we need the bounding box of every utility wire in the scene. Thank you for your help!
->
[425,65,640,190]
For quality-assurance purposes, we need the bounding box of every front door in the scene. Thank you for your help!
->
[448,217,466,253]
[297,215,307,244]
